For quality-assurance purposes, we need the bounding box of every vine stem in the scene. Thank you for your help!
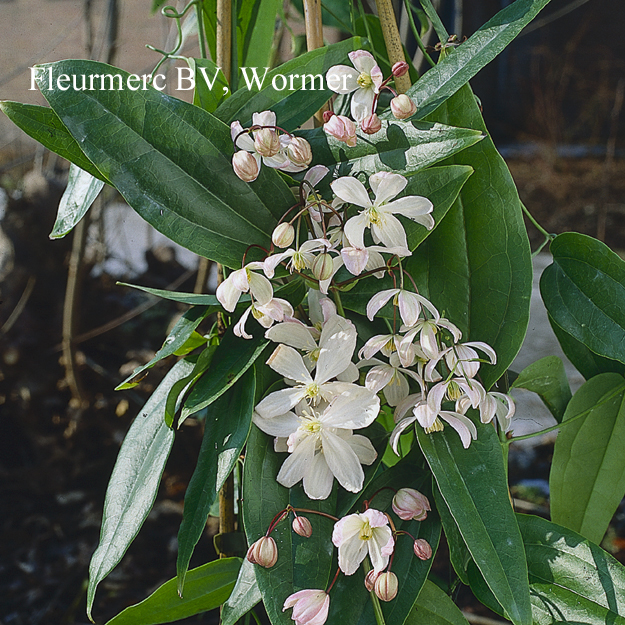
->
[363,558,387,625]
[521,202,554,241]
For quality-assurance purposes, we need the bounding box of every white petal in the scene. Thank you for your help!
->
[372,213,409,251]
[265,321,317,352]
[252,410,300,437]
[348,50,377,74]
[216,276,242,312]
[276,434,317,487]
[267,344,312,384]
[252,110,277,127]
[231,121,255,151]
[383,371,410,407]
[337,529,369,575]
[315,315,357,384]
[343,433,377,465]
[351,86,375,122]
[331,177,372,209]
[337,362,359,383]
[304,164,329,187]
[321,430,365,493]
[233,306,253,339]
[366,289,397,321]
[303,452,335,499]
[440,411,478,448]
[368,525,394,572]
[248,271,273,306]
[365,365,394,394]
[341,245,369,275]
[325,65,360,94]
[390,415,417,454]
[321,385,379,429]
[397,291,421,327]
[255,386,306,419]
[384,195,433,220]
[370,172,407,205]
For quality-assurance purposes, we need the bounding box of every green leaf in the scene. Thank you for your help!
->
[177,368,256,594]
[418,419,532,625]
[541,232,625,366]
[511,356,572,423]
[549,314,625,380]
[116,306,210,390]
[50,164,105,239]
[215,38,366,131]
[549,372,625,544]
[301,120,483,179]
[221,559,262,625]
[0,101,108,182]
[104,557,241,625]
[239,0,282,69]
[418,0,449,41]
[408,84,532,389]
[189,57,230,113]
[242,426,336,625]
[181,326,268,420]
[87,359,195,621]
[402,0,552,120]
[518,514,625,625]
[406,580,469,625]
[34,60,294,269]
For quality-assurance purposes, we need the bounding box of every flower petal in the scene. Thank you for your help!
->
[370,172,407,205]
[440,411,478,448]
[371,213,409,252]
[351,86,376,122]
[276,434,317,488]
[325,64,359,94]
[265,320,317,352]
[255,386,306,419]
[390,414,417,454]
[321,430,366,493]
[348,50,377,74]
[321,385,380,429]
[267,344,312,384]
[252,410,300,437]
[331,177,372,209]
[315,315,357,384]
[303,452,335,500]
[366,289,397,321]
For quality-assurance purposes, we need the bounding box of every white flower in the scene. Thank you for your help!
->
[253,390,379,499]
[361,353,424,407]
[358,333,404,361]
[458,391,515,432]
[264,238,331,278]
[425,341,497,381]
[283,589,330,625]
[233,298,293,339]
[216,262,272,312]
[367,288,440,328]
[331,172,434,255]
[332,508,394,575]
[399,317,462,361]
[325,50,384,122]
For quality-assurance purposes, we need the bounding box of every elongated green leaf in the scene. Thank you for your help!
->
[550,372,625,544]
[511,356,572,423]
[518,514,625,625]
[87,359,195,620]
[406,580,469,625]
[34,60,294,269]
[51,164,105,239]
[0,101,107,182]
[408,85,532,389]
[117,306,210,390]
[177,368,256,594]
[301,121,483,179]
[400,0,552,120]
[215,38,365,131]
[242,426,336,625]
[104,557,241,625]
[240,0,282,68]
[221,559,262,625]
[189,57,230,113]
[541,232,625,365]
[549,314,625,380]
[418,420,532,625]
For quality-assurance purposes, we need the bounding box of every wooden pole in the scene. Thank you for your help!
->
[303,0,329,125]
[376,0,412,93]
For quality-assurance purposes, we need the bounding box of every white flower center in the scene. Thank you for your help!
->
[305,382,321,401]
[365,206,383,226]
[290,251,306,272]
[357,72,373,89]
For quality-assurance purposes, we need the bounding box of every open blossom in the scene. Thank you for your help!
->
[332,508,394,575]
[283,589,329,625]
[326,50,383,122]
[367,288,440,328]
[331,172,434,255]
[458,390,515,432]
[361,352,424,407]
[216,262,272,312]
[426,341,497,381]
[234,298,294,339]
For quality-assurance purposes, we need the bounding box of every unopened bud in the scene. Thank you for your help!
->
[272,222,295,248]
[374,571,398,601]
[232,150,260,182]
[323,110,335,123]
[254,128,281,157]
[364,569,381,592]
[390,94,417,120]
[247,536,278,568]
[287,137,313,168]
[392,488,431,521]
[324,115,357,147]
[311,253,334,281]
[361,113,382,135]
[292,516,313,538]
[392,61,409,77]
[413,538,433,560]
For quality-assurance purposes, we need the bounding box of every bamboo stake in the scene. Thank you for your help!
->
[376,0,412,93]
[303,0,329,125]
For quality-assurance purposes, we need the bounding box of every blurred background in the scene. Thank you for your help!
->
[1,1,624,623]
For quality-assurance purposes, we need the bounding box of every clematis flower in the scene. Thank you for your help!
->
[426,341,497,381]
[234,298,293,339]
[216,262,272,312]
[325,50,384,122]
[283,589,330,625]
[458,390,515,432]
[332,508,394,575]
[324,114,358,147]
[253,390,379,499]
[399,317,462,361]
[361,353,424,407]
[392,488,430,521]
[264,238,331,278]
[331,172,434,255]
[366,288,440,328]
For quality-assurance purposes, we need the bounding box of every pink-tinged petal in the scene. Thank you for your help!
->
[362,508,390,528]
[252,110,277,127]
[267,344,312,384]
[284,589,330,625]
[370,172,407,205]
[332,513,366,547]
[231,121,256,151]
[351,86,376,122]
[321,385,380,429]
[252,410,300,437]
[216,276,243,312]
[343,433,377,465]
[331,177,372,208]
[383,371,410,407]
[303,453,335,500]
[365,365,394,394]
[440,411,478,448]
[366,289,398,321]
[458,378,486,408]
[439,318,463,342]
[348,50,377,74]
[371,213,409,252]
[390,414,417,454]
[394,393,423,422]
[315,315,357,384]
[368,526,394,573]
[231,267,250,291]
[413,293,440,322]
[255,386,306,419]
[427,381,448,414]
[341,246,369,275]
[365,249,386,277]
[304,164,329,187]
[233,306,253,339]
[359,334,394,360]
[266,320,317,351]
[322,430,364,493]
[325,64,359,94]
[402,368,425,393]
[370,64,384,91]
[277,434,317,488]
[478,394,498,424]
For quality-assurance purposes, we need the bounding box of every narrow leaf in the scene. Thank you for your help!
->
[189,57,230,113]
[221,559,262,625]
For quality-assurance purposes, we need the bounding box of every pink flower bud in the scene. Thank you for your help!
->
[390,94,417,120]
[283,589,330,625]
[392,488,431,521]
[247,536,278,568]
[254,128,281,157]
[324,114,357,147]
[413,538,433,560]
[292,515,313,538]
[361,113,382,135]
[364,569,381,592]
[392,61,409,77]
[287,137,313,168]
[374,571,398,602]
[232,150,259,182]
[272,222,295,248]
[323,110,335,123]
[311,253,334,281]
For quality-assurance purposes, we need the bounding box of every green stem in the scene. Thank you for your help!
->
[403,0,435,68]
[532,235,551,258]
[521,202,554,241]
[363,559,386,625]
[505,383,625,446]
[332,288,345,317]
[195,0,207,59]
